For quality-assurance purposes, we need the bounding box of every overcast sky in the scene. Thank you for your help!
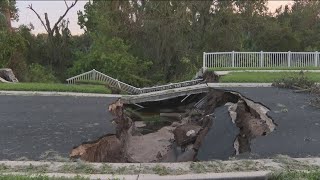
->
[12,0,293,35]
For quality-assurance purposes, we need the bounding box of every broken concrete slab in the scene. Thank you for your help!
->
[0,68,18,82]
[173,124,201,147]
[0,77,9,83]
[126,126,175,163]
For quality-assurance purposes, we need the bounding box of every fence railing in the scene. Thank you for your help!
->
[66,69,203,95]
[66,69,141,94]
[203,51,320,69]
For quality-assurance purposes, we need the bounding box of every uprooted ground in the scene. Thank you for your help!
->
[70,88,276,163]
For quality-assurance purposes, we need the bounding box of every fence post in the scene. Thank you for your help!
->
[117,79,121,90]
[260,51,263,67]
[232,51,235,67]
[288,51,291,67]
[315,51,318,67]
[92,69,96,81]
[202,52,206,71]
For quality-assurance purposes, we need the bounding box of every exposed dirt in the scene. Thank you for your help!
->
[202,71,220,83]
[70,88,276,162]
[70,134,124,162]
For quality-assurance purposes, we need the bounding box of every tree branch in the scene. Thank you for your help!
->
[27,4,49,33]
[44,13,52,34]
[64,0,69,9]
[52,0,78,32]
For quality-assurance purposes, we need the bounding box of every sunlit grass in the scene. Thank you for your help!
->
[0,83,111,94]
[219,72,320,83]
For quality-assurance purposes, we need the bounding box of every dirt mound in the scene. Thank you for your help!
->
[70,134,124,162]
[202,71,220,83]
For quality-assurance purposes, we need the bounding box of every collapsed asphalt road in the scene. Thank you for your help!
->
[1,87,320,161]
[216,87,320,159]
[0,95,116,160]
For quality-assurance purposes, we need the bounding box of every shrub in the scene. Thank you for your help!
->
[272,71,315,89]
[28,63,58,83]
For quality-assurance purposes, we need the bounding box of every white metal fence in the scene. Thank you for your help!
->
[66,69,141,94]
[66,69,203,94]
[203,51,320,69]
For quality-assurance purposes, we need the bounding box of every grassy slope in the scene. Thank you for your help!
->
[219,72,320,83]
[0,83,111,94]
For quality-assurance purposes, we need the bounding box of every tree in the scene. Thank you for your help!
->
[0,12,6,30]
[27,0,78,80]
[0,0,18,30]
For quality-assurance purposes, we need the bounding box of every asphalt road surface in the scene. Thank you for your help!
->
[217,87,320,159]
[0,95,116,160]
[1,87,320,161]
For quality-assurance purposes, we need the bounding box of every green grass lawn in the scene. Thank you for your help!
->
[0,83,111,94]
[74,80,107,86]
[219,72,320,83]
[209,66,320,71]
[270,170,320,180]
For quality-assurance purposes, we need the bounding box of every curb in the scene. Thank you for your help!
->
[0,84,273,98]
[138,171,270,180]
[2,158,320,179]
[2,171,270,180]
[0,91,122,97]
[208,83,273,87]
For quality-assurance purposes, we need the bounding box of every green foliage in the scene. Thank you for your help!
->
[152,165,170,176]
[0,30,26,67]
[28,63,57,83]
[0,12,6,30]
[70,37,151,87]
[0,0,18,21]
[3,0,320,86]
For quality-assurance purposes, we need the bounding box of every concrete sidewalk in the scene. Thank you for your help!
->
[2,171,269,180]
[0,90,122,97]
[2,157,320,179]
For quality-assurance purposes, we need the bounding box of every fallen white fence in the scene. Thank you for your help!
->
[66,69,141,94]
[203,51,320,69]
[66,69,203,95]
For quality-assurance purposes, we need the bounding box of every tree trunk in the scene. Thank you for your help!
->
[4,0,11,31]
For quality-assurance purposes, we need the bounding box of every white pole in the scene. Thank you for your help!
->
[232,51,235,67]
[203,52,206,71]
[260,51,263,67]
[288,51,291,67]
[315,51,318,67]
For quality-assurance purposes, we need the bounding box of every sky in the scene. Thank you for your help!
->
[12,0,293,35]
